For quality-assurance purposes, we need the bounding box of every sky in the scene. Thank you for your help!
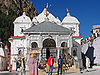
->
[29,0,100,39]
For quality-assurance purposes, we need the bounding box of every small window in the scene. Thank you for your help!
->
[21,29,23,32]
[18,50,22,55]
[73,50,77,56]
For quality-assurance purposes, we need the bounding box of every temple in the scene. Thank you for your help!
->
[8,7,83,70]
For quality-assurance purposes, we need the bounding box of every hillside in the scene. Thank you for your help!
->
[0,0,38,47]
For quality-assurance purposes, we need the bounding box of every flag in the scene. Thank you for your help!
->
[66,8,69,13]
[49,4,51,8]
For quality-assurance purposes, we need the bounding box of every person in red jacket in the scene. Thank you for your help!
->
[48,54,54,75]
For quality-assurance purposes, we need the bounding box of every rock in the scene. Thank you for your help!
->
[0,0,38,19]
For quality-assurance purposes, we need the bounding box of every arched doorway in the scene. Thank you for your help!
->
[42,38,56,60]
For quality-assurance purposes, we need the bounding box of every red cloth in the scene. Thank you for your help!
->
[48,57,54,65]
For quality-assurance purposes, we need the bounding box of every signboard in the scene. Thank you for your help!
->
[61,47,70,49]
[27,50,41,53]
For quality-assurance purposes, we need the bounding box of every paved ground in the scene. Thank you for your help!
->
[0,69,99,75]
[0,71,18,75]
[18,68,100,75]
[0,66,100,75]
[38,69,100,75]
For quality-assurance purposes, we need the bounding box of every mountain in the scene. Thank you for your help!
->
[0,0,38,47]
[0,0,38,18]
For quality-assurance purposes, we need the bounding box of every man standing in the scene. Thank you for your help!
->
[48,55,54,75]
[58,56,63,75]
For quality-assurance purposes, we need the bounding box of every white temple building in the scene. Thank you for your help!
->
[8,7,83,71]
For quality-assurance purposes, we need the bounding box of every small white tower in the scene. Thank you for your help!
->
[62,9,80,36]
[13,12,32,36]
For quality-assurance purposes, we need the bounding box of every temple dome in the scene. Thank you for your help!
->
[62,13,80,24]
[32,8,61,24]
[14,12,32,23]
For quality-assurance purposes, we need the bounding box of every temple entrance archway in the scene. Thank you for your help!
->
[42,38,56,60]
[43,38,56,48]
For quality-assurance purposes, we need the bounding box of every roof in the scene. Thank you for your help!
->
[93,25,100,29]
[32,8,61,25]
[62,13,80,24]
[24,20,74,35]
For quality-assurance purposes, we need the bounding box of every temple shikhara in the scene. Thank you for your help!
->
[8,6,83,71]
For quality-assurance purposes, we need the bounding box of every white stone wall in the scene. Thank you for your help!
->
[82,37,100,64]
[13,12,32,36]
[14,23,32,36]
[62,23,79,36]
[93,37,100,64]
[73,38,82,44]
[10,38,27,70]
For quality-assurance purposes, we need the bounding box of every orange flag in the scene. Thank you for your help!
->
[66,8,69,13]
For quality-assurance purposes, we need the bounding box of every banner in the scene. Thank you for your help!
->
[27,50,40,53]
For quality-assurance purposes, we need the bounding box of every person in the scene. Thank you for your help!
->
[28,54,38,75]
[9,64,12,72]
[67,53,72,68]
[58,56,63,75]
[16,59,21,71]
[85,56,90,72]
[48,54,54,75]
[21,56,25,75]
[38,63,41,69]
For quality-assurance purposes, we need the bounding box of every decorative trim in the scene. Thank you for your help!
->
[61,47,70,49]
[11,36,25,38]
[0,55,6,58]
[72,36,83,38]
[8,39,13,41]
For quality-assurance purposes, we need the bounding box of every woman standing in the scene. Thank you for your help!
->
[28,54,38,75]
